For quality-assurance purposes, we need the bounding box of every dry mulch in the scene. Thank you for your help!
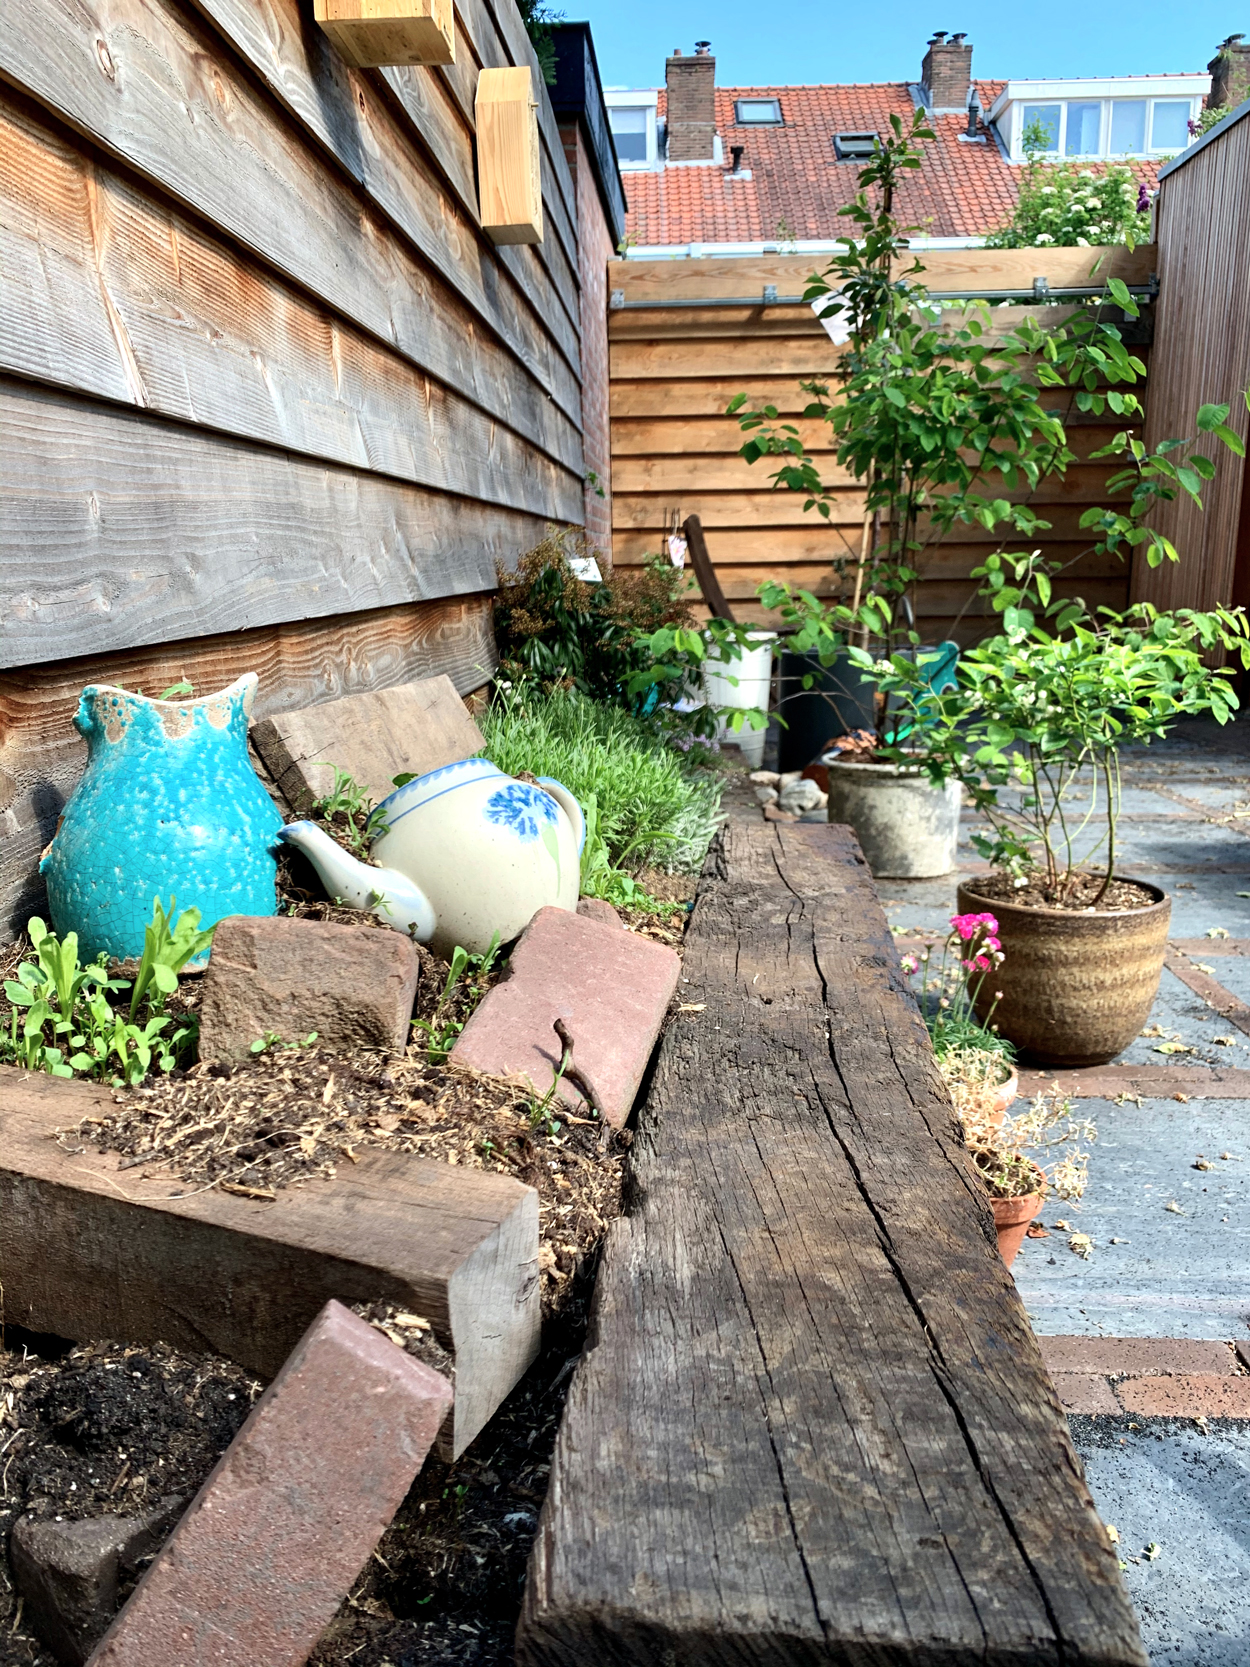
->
[965,871,1160,914]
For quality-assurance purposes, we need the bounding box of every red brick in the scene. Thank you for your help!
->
[88,1300,452,1666]
[198,914,419,1062]
[576,897,623,929]
[1038,1336,1237,1378]
[451,906,680,1127]
[1115,1375,1250,1418]
[1049,1373,1121,1416]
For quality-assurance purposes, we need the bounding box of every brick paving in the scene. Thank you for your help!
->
[1039,1335,1250,1419]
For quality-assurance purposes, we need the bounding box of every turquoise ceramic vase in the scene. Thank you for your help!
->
[41,675,283,962]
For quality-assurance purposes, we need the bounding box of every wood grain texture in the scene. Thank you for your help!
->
[312,0,455,68]
[0,1067,540,1458]
[0,91,583,508]
[0,378,543,666]
[182,0,582,358]
[0,0,582,421]
[1133,121,1250,623]
[0,593,496,939]
[250,673,485,810]
[519,813,1146,1667]
[610,246,1158,304]
[476,66,542,245]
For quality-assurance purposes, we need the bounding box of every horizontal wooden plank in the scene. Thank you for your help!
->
[0,378,540,667]
[520,814,1146,1665]
[0,0,582,425]
[0,91,582,515]
[615,501,1123,548]
[611,413,1137,460]
[181,0,582,359]
[611,377,832,419]
[609,245,1159,303]
[0,594,497,940]
[613,455,1134,495]
[612,337,846,380]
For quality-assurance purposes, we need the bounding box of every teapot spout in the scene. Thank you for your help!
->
[278,822,436,942]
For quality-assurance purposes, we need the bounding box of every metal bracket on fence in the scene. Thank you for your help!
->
[610,277,1159,310]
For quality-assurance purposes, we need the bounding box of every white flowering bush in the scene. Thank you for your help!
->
[985,121,1150,249]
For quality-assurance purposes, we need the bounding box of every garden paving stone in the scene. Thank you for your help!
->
[451,906,680,1127]
[87,1300,451,1667]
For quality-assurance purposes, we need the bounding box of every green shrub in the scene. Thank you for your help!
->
[478,688,724,887]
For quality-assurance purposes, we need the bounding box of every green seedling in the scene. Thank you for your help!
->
[129,897,215,1018]
[314,765,390,855]
[411,936,503,1064]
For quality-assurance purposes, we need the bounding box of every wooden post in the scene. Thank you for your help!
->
[312,0,455,67]
[475,68,543,246]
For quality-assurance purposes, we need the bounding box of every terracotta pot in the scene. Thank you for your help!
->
[957,878,1171,1068]
[988,1065,1019,1126]
[990,1191,1044,1268]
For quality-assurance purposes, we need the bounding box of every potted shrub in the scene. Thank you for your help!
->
[879,493,1250,1064]
[965,1091,1096,1267]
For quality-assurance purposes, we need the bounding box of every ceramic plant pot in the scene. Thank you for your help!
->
[281,758,585,959]
[970,1147,1045,1268]
[957,879,1171,1067]
[826,759,962,878]
[41,675,282,963]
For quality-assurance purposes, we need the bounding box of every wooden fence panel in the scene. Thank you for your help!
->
[1133,116,1250,619]
[609,251,1153,635]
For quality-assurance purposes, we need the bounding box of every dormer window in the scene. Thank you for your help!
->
[991,78,1209,160]
[834,131,877,160]
[734,98,782,124]
[604,89,660,170]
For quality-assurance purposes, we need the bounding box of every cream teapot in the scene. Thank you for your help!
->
[279,758,584,958]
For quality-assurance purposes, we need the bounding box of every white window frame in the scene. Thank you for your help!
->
[989,77,1209,162]
[604,89,660,171]
[733,98,783,126]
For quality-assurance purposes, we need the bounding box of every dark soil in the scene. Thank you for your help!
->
[0,1332,262,1665]
[965,871,1161,914]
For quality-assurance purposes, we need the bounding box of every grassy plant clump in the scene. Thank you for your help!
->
[478,687,724,902]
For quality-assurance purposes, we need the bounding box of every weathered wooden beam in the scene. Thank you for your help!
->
[0,1070,540,1460]
[519,814,1146,1666]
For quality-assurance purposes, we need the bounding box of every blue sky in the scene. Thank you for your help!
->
[574,1,1233,89]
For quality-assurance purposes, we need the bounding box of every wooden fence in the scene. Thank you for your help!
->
[608,246,1157,636]
[1132,105,1250,621]
[0,0,588,934]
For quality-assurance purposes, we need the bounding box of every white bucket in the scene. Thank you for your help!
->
[702,631,775,768]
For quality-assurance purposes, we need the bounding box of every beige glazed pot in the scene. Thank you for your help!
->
[957,878,1171,1068]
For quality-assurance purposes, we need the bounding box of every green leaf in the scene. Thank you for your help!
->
[1196,402,1231,432]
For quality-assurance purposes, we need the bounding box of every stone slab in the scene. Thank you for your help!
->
[0,1070,539,1459]
[198,914,419,1062]
[451,906,680,1127]
[575,897,622,929]
[250,675,484,812]
[12,1499,184,1666]
[87,1301,451,1666]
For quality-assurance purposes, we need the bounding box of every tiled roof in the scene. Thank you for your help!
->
[625,83,1161,246]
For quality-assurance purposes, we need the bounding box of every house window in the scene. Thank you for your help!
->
[1021,103,1061,151]
[1064,101,1102,155]
[735,98,782,124]
[1108,99,1146,153]
[1150,99,1191,150]
[834,131,877,160]
[608,106,649,163]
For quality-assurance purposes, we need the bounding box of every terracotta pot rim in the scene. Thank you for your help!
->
[959,875,1168,921]
[969,1146,1046,1205]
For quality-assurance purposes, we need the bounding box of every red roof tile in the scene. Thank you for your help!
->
[625,83,1160,247]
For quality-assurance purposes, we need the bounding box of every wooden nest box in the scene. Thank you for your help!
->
[313,0,455,67]
[475,67,543,245]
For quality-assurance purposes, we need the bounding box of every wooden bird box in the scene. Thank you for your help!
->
[475,67,543,246]
[313,0,455,68]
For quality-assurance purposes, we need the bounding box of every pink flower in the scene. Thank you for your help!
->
[900,954,919,974]
[951,911,998,941]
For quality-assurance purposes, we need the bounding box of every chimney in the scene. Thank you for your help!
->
[666,42,716,161]
[921,30,973,113]
[1208,33,1250,113]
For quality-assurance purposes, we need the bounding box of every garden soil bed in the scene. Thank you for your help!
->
[965,871,1160,913]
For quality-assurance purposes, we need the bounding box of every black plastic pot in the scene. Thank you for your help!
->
[776,650,876,772]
